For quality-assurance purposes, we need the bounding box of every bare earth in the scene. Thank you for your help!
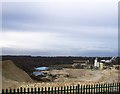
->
[1,60,120,90]
[18,68,119,89]
[2,60,33,90]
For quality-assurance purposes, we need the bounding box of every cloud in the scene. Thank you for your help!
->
[2,1,118,56]
[2,1,117,31]
[2,29,117,56]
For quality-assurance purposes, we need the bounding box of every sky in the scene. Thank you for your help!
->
[1,0,119,56]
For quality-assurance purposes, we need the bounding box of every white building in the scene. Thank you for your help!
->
[94,58,99,68]
[100,57,116,63]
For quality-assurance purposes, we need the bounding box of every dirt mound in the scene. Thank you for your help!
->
[2,60,33,89]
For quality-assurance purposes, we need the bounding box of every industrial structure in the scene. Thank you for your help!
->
[72,57,118,70]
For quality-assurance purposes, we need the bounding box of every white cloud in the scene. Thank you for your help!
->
[2,0,119,3]
[2,26,117,53]
[2,0,118,56]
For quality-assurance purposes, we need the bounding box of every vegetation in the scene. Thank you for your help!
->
[2,56,118,75]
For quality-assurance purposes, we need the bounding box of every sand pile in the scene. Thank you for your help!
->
[2,60,33,89]
[1,60,119,90]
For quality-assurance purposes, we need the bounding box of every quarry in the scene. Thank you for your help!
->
[1,56,120,90]
[30,57,119,82]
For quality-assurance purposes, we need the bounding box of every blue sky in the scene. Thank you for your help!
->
[1,0,118,56]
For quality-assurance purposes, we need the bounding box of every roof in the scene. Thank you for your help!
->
[33,72,44,76]
[35,67,49,71]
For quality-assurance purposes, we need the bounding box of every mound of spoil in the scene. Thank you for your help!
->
[2,60,33,89]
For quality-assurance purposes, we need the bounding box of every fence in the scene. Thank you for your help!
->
[2,82,120,94]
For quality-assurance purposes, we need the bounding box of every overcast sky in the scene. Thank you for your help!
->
[1,0,118,56]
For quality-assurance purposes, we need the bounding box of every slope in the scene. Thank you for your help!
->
[2,60,33,89]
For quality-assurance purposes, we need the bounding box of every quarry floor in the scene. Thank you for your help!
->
[3,68,120,89]
[2,60,120,90]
